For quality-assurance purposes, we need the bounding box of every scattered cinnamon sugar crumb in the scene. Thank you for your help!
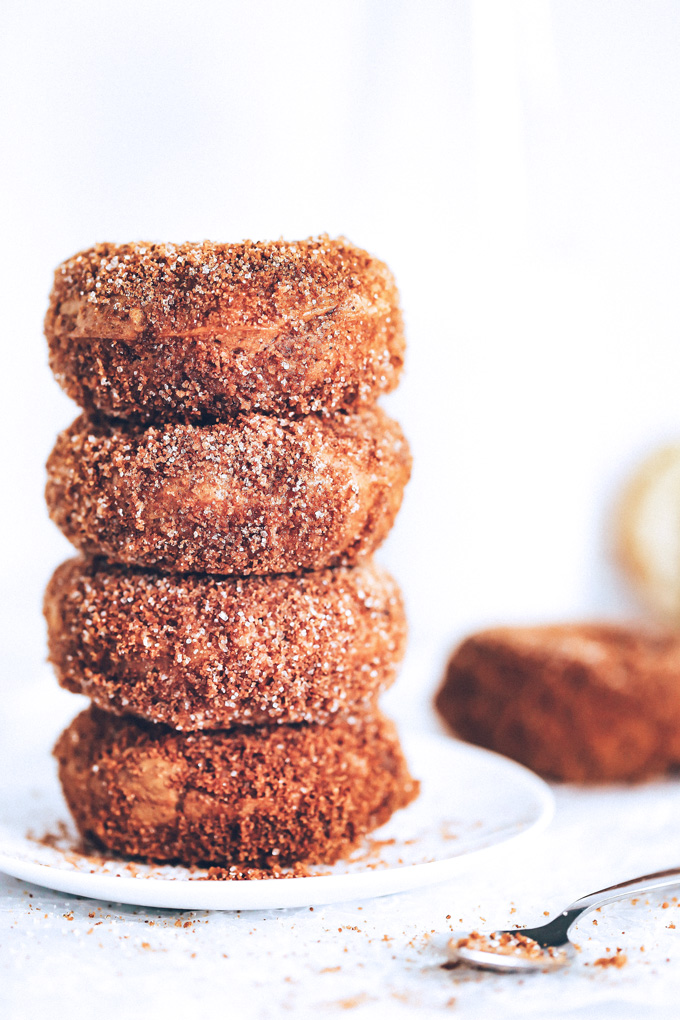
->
[33,820,72,849]
[336,994,373,1010]
[347,836,399,868]
[593,950,627,969]
[439,822,459,842]
[200,861,315,880]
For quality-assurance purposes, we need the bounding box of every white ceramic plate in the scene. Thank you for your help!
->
[0,733,553,910]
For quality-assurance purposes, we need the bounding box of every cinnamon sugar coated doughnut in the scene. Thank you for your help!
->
[44,557,407,729]
[45,407,411,574]
[45,237,404,421]
[436,623,680,782]
[54,707,419,867]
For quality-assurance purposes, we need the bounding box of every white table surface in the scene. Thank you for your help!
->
[2,645,680,1020]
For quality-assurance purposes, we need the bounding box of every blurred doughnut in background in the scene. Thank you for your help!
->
[617,444,680,626]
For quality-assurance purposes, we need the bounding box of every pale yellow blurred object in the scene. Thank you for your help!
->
[618,444,680,624]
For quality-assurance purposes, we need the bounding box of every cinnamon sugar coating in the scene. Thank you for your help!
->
[436,623,680,782]
[54,707,419,867]
[45,237,404,422]
[44,557,407,730]
[45,408,411,574]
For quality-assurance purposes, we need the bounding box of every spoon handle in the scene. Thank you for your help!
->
[570,866,680,911]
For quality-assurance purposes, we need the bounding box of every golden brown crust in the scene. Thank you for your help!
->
[436,623,680,782]
[45,408,411,575]
[44,557,407,729]
[54,707,419,867]
[45,237,404,421]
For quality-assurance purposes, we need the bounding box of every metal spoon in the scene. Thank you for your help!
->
[448,866,680,973]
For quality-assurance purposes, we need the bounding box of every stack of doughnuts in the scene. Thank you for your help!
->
[43,236,418,867]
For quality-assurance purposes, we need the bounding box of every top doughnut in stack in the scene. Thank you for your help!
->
[44,236,404,422]
[44,236,418,868]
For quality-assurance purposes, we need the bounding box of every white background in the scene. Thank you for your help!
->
[3,3,680,1017]
[3,0,680,697]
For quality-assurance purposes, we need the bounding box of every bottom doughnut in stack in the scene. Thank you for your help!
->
[54,707,419,867]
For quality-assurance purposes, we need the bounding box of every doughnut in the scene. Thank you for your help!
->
[54,707,419,867]
[45,407,411,575]
[44,237,404,422]
[616,443,680,624]
[436,623,680,782]
[44,556,407,730]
